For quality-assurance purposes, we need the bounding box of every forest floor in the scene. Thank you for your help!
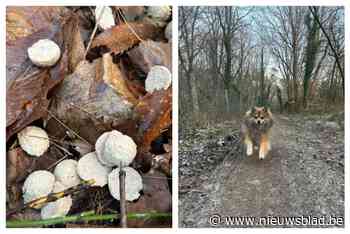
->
[179,112,344,228]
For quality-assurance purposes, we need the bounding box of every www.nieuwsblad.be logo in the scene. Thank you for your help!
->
[209,214,344,227]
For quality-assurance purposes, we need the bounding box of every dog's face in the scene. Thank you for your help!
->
[250,106,270,126]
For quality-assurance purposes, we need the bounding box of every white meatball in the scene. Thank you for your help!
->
[145,65,172,93]
[22,170,55,206]
[54,159,81,188]
[27,39,61,67]
[77,152,112,187]
[95,6,115,30]
[41,181,72,219]
[18,126,50,157]
[147,6,171,22]
[95,130,137,167]
[108,167,143,201]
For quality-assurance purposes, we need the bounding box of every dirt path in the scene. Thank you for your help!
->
[179,114,344,227]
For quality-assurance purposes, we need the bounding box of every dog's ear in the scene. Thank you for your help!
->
[251,107,256,114]
[263,106,269,112]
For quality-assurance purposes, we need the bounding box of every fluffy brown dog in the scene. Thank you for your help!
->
[241,106,274,160]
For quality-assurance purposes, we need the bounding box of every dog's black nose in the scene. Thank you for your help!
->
[257,120,261,124]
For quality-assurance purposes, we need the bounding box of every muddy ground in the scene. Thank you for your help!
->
[179,113,344,228]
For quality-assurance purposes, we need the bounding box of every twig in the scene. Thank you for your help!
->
[119,163,127,228]
[47,153,69,170]
[46,110,91,146]
[7,211,172,228]
[117,8,144,42]
[51,141,73,156]
[84,6,106,58]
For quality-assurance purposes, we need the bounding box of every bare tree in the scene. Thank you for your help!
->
[179,6,344,127]
[302,7,321,108]
[309,6,344,91]
[179,7,203,120]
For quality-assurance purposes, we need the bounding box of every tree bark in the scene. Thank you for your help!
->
[189,73,200,119]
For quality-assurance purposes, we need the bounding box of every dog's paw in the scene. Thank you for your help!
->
[246,145,253,156]
[259,151,265,160]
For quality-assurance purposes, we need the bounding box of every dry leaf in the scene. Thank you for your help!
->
[6,6,66,41]
[9,209,41,221]
[128,40,172,74]
[102,53,138,105]
[87,21,162,59]
[134,88,172,152]
[62,14,85,73]
[127,170,171,227]
[7,148,35,185]
[152,143,172,177]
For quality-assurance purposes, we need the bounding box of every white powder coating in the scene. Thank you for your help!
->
[165,21,172,41]
[77,152,112,187]
[27,39,61,67]
[95,130,137,167]
[41,181,72,219]
[95,6,115,30]
[108,167,143,201]
[54,159,81,188]
[22,170,55,205]
[145,65,172,93]
[147,6,171,22]
[18,126,50,157]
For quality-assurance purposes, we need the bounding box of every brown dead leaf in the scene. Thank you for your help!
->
[6,6,66,41]
[7,148,35,185]
[152,144,172,177]
[7,184,22,210]
[62,14,85,73]
[9,209,41,221]
[118,56,147,95]
[87,21,162,59]
[102,53,138,105]
[111,119,139,139]
[128,40,172,74]
[127,170,171,227]
[134,88,172,152]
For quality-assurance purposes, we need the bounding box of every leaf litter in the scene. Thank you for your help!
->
[6,6,172,228]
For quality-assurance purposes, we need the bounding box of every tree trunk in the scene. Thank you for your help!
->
[224,88,230,113]
[189,73,200,119]
[259,47,265,106]
[303,9,320,109]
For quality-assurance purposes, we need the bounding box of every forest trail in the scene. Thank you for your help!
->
[179,114,344,227]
